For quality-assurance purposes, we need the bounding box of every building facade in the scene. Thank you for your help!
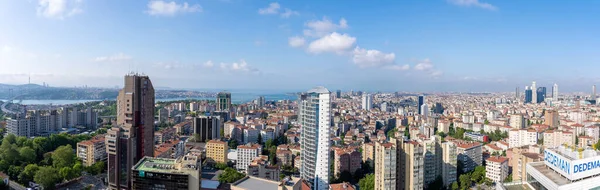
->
[217,92,232,112]
[374,142,396,190]
[206,140,228,164]
[77,135,107,167]
[106,74,155,190]
[486,156,509,183]
[299,86,331,190]
[131,153,201,190]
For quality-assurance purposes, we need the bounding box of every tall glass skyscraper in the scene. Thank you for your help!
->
[418,95,425,114]
[524,86,533,104]
[299,86,331,190]
[216,92,231,111]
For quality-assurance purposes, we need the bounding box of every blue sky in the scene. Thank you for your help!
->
[1,0,599,92]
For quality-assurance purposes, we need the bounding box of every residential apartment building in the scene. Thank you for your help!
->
[374,142,396,190]
[508,129,538,148]
[509,114,525,129]
[362,142,375,167]
[333,148,361,177]
[511,149,542,182]
[544,110,559,128]
[543,130,576,148]
[299,87,332,190]
[206,140,228,164]
[485,156,509,183]
[247,155,280,181]
[402,141,424,190]
[237,143,263,172]
[77,135,107,167]
[456,141,482,173]
[441,140,458,187]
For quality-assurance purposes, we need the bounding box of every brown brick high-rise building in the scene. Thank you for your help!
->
[106,74,155,190]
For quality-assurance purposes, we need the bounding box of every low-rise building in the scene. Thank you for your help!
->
[206,139,228,163]
[247,155,280,181]
[131,153,202,190]
[77,135,107,167]
[486,156,509,183]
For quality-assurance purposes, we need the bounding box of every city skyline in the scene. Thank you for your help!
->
[2,1,600,92]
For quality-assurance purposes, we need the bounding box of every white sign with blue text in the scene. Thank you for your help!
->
[544,149,600,180]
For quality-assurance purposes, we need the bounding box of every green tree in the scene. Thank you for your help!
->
[451,182,459,190]
[358,174,374,190]
[471,166,486,184]
[60,167,77,181]
[19,147,37,164]
[34,166,61,190]
[3,147,20,165]
[404,126,410,139]
[386,128,398,138]
[218,167,245,183]
[459,173,472,190]
[52,144,75,168]
[3,134,16,145]
[228,139,239,149]
[18,164,39,185]
[16,136,28,147]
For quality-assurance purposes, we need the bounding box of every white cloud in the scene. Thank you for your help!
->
[203,61,214,68]
[37,0,84,19]
[447,0,497,11]
[307,32,356,54]
[220,60,260,74]
[430,70,443,77]
[258,2,280,15]
[280,8,299,18]
[146,1,202,16]
[94,53,132,62]
[351,46,395,67]
[303,17,348,37]
[385,64,410,71]
[288,36,305,47]
[414,58,434,71]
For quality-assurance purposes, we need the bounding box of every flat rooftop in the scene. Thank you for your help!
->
[231,176,279,190]
[134,157,178,173]
[530,162,570,185]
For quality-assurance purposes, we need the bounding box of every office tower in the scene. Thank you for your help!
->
[544,110,558,128]
[361,94,372,111]
[509,114,525,129]
[336,90,341,99]
[206,140,228,164]
[77,136,107,167]
[536,87,546,103]
[106,74,155,190]
[217,91,232,111]
[441,141,458,187]
[299,86,332,190]
[257,96,266,108]
[237,143,263,172]
[192,116,221,142]
[434,102,444,114]
[131,153,202,190]
[516,87,520,99]
[420,103,429,118]
[418,95,425,114]
[552,83,558,100]
[375,142,397,190]
[524,86,533,104]
[531,81,537,104]
[593,85,597,101]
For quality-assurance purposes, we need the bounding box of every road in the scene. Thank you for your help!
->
[1,97,18,114]
[8,180,27,190]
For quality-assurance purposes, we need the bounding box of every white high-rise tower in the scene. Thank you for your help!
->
[531,81,537,104]
[362,94,372,111]
[299,86,331,190]
[552,83,558,100]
